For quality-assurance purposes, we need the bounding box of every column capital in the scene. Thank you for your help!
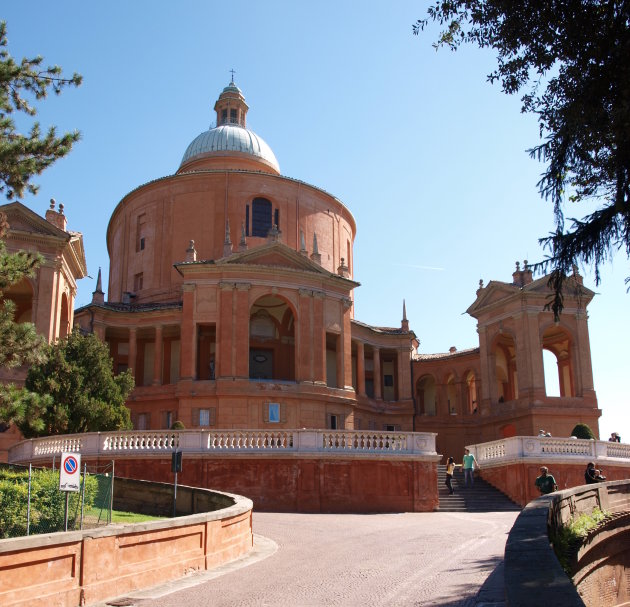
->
[342,297,353,310]
[219,281,235,291]
[235,282,251,291]
[298,288,313,298]
[312,290,326,300]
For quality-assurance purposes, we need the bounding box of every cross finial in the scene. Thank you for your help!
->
[229,68,236,83]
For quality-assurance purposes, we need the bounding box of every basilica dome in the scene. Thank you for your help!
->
[180,123,279,172]
[178,79,280,174]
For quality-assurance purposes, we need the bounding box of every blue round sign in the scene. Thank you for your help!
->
[63,455,78,475]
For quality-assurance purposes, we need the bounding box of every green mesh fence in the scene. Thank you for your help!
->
[0,461,113,538]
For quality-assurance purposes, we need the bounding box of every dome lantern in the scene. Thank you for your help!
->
[214,76,249,128]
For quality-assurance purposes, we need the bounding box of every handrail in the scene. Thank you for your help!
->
[467,436,630,466]
[8,429,438,463]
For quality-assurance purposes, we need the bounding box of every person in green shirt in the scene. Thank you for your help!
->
[535,466,558,495]
[462,448,479,487]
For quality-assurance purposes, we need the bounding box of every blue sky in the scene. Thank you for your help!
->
[3,1,627,441]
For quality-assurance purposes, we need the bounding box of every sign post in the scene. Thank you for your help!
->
[60,452,81,531]
[171,450,182,517]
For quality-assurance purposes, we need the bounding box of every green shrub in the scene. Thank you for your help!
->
[171,420,185,430]
[0,467,99,537]
[552,508,608,573]
[571,423,595,439]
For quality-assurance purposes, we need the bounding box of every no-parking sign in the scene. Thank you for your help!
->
[59,452,81,492]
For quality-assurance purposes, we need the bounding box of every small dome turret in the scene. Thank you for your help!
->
[179,78,279,174]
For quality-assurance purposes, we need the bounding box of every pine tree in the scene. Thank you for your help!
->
[416,2,630,316]
[0,20,81,429]
[0,20,82,200]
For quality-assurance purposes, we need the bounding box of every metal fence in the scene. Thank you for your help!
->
[0,461,114,539]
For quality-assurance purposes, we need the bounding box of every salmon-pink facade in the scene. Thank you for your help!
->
[74,80,417,435]
[413,265,600,458]
[0,201,87,460]
[58,79,597,459]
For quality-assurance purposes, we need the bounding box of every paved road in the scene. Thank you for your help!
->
[123,510,517,607]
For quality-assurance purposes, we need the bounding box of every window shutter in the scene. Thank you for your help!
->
[192,408,200,426]
[145,413,151,429]
[131,412,138,429]
[326,413,332,429]
[339,414,346,430]
[280,403,287,423]
[263,404,269,423]
[209,407,216,426]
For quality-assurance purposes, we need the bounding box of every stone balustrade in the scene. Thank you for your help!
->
[468,436,630,466]
[9,429,438,464]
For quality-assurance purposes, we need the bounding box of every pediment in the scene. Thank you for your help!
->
[220,242,332,276]
[1,202,67,239]
[466,281,519,315]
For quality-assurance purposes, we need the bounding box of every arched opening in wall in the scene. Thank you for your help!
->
[326,332,339,388]
[249,295,295,381]
[197,324,216,380]
[446,373,457,414]
[416,375,437,416]
[382,351,398,402]
[59,294,69,339]
[542,326,573,397]
[3,278,34,324]
[465,370,478,414]
[494,334,518,402]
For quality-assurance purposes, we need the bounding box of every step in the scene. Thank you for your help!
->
[437,465,521,513]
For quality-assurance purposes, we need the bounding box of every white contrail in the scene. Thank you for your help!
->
[393,263,445,271]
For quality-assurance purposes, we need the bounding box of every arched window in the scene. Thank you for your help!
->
[252,197,272,237]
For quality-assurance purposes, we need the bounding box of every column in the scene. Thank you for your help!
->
[234,283,251,378]
[218,282,234,378]
[180,285,195,380]
[128,327,137,378]
[298,289,313,382]
[313,291,326,384]
[356,341,365,396]
[341,297,353,389]
[373,347,382,400]
[152,325,163,385]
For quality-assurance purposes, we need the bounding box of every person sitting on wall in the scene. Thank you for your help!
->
[535,466,558,495]
[585,462,606,484]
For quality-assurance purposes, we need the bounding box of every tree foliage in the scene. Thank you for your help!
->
[23,330,134,437]
[415,2,630,316]
[0,211,48,429]
[571,422,596,439]
[0,20,82,200]
[0,21,82,429]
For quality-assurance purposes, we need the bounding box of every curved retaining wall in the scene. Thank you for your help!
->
[505,479,630,607]
[0,479,253,607]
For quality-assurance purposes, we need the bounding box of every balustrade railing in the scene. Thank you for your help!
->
[9,429,438,463]
[470,436,630,466]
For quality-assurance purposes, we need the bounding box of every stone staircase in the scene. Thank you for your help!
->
[437,465,521,512]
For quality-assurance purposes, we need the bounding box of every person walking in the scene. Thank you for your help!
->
[445,457,457,494]
[462,448,479,487]
[534,466,558,495]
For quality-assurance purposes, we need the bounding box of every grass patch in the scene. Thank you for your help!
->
[83,506,165,524]
[552,508,608,574]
